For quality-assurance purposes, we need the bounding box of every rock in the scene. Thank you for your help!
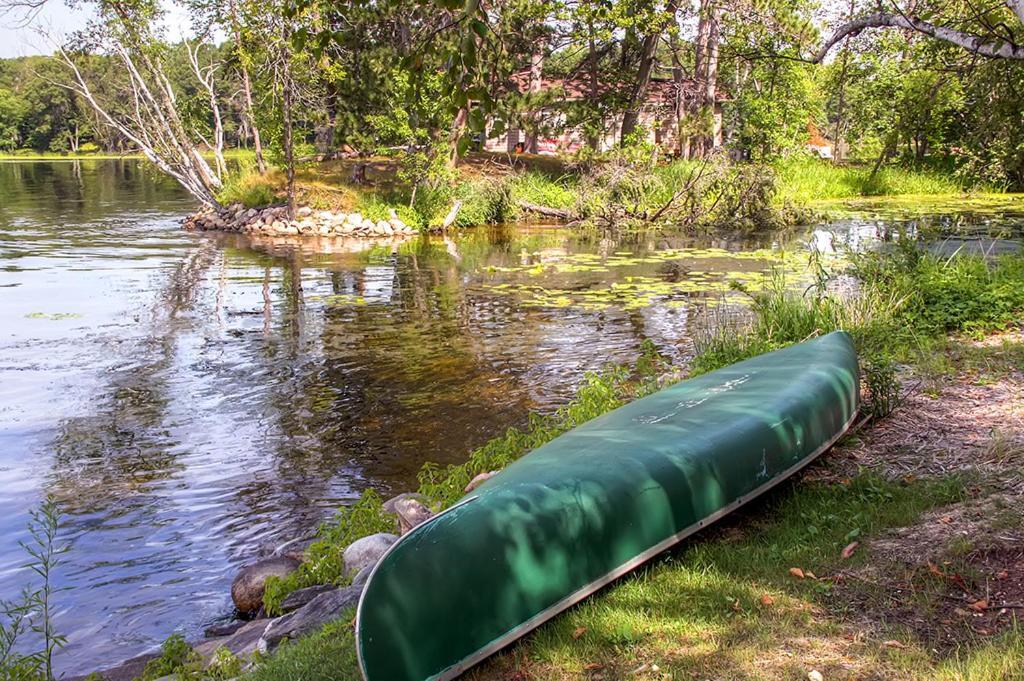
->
[279,584,335,613]
[245,208,258,219]
[361,218,376,231]
[351,564,374,588]
[297,206,313,217]
[64,652,162,681]
[465,470,499,492]
[231,556,301,614]
[348,212,363,225]
[808,672,824,681]
[343,532,398,574]
[392,497,433,534]
[374,220,391,235]
[381,492,428,514]
[196,618,271,660]
[204,620,247,638]
[260,586,361,649]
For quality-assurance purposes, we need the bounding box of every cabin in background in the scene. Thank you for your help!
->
[483,73,729,156]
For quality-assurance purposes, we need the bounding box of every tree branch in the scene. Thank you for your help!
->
[812,12,1024,61]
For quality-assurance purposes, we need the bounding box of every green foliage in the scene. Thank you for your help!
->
[217,162,278,208]
[243,617,359,681]
[775,158,968,204]
[138,634,202,681]
[1,498,66,681]
[263,490,394,615]
[205,647,243,680]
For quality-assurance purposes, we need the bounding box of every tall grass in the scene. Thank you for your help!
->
[775,158,969,204]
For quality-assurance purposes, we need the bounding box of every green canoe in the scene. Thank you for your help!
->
[357,331,860,681]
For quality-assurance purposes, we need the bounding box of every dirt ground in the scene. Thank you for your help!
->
[823,331,1024,652]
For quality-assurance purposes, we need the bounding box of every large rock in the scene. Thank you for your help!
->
[195,618,271,660]
[260,586,361,649]
[279,584,335,613]
[343,532,398,574]
[231,556,300,614]
[351,564,374,588]
[392,497,433,535]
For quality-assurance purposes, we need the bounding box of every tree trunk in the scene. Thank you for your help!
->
[280,26,296,218]
[586,20,601,150]
[693,0,720,157]
[669,28,687,157]
[447,106,468,168]
[230,0,266,173]
[524,39,545,153]
[620,29,660,144]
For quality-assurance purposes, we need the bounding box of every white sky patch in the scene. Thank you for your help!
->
[0,0,195,59]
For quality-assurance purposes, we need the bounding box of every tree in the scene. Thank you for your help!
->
[814,2,1024,61]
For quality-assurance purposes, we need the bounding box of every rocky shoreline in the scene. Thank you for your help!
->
[183,203,419,238]
[68,488,464,681]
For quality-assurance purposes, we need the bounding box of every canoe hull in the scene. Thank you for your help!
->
[357,332,860,681]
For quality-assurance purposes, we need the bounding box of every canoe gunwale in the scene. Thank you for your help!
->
[356,406,860,681]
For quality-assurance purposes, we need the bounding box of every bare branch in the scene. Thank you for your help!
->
[812,12,1024,61]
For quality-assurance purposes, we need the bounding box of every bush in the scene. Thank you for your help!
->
[217,164,278,208]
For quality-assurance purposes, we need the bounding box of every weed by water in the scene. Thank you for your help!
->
[1,497,65,681]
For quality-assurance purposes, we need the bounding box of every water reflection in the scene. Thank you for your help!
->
[1,161,1018,675]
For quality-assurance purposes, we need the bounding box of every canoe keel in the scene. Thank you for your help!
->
[357,332,860,681]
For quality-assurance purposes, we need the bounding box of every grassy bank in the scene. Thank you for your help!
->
[774,158,987,205]
[215,153,1004,234]
[228,243,1023,680]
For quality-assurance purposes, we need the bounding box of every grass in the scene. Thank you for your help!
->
[775,158,977,205]
[242,470,1010,681]
[467,474,968,680]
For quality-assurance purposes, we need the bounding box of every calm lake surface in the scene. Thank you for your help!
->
[1,160,1020,675]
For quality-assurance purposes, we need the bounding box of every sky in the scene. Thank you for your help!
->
[0,1,193,58]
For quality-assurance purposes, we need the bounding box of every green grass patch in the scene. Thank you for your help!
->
[775,158,973,204]
[244,617,360,681]
[466,473,965,680]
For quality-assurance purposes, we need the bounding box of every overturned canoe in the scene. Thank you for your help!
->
[357,331,860,681]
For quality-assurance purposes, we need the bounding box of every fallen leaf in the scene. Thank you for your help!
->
[938,515,953,524]
[760,594,775,606]
[805,570,817,580]
[584,662,603,671]
[789,567,806,579]
[927,561,944,577]
[730,598,742,612]
[996,570,1009,579]
[969,599,989,612]
[882,639,906,649]
[841,541,860,559]
[572,626,587,640]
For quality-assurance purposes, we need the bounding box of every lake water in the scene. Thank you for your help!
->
[0,160,1018,675]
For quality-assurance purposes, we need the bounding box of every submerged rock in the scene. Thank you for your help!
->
[231,556,301,614]
[343,533,398,574]
[260,586,361,649]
